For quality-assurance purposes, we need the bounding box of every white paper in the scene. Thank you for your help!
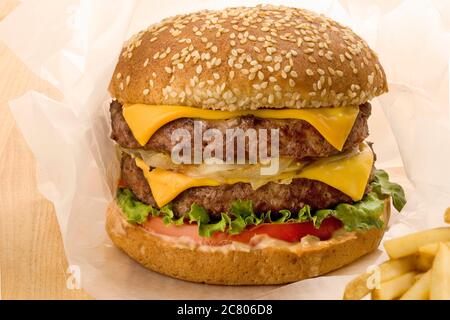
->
[2,0,449,299]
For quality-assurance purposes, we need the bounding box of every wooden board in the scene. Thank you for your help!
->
[0,0,91,299]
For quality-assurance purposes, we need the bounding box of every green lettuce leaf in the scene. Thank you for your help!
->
[116,168,406,237]
[161,204,184,225]
[228,200,262,234]
[187,204,227,237]
[117,188,151,224]
[315,192,385,231]
[198,214,228,237]
[371,169,406,212]
[187,203,209,224]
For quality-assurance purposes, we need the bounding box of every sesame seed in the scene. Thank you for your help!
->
[143,89,150,95]
[116,73,122,79]
[336,70,344,77]
[266,47,276,54]
[196,65,203,74]
[126,75,131,85]
[274,55,282,63]
[289,79,296,87]
[306,69,314,76]
[290,70,298,78]
[171,53,180,61]
[368,72,374,84]
[257,71,264,81]
[164,67,172,74]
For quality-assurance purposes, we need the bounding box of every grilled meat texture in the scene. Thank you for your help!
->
[120,153,360,219]
[110,101,370,161]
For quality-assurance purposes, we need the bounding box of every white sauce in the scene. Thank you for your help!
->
[142,227,347,253]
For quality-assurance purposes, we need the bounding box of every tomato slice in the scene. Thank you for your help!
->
[229,217,343,243]
[142,216,343,246]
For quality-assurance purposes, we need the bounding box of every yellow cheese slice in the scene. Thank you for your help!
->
[297,142,374,201]
[134,143,374,207]
[135,158,221,207]
[123,104,359,151]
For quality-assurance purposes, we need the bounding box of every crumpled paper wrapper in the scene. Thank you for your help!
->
[1,0,449,299]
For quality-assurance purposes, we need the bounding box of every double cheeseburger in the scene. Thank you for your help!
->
[106,5,406,285]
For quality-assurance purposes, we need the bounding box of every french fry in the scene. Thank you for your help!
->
[418,241,450,256]
[343,256,415,300]
[379,256,416,282]
[372,272,417,300]
[445,207,450,224]
[415,252,435,272]
[430,243,450,300]
[414,273,424,281]
[343,273,372,300]
[384,228,450,259]
[400,271,431,300]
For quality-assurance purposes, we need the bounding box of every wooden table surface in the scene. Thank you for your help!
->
[0,0,90,299]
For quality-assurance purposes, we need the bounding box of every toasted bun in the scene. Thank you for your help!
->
[109,5,387,111]
[106,198,390,285]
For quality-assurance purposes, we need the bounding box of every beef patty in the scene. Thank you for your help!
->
[120,153,366,219]
[110,101,370,162]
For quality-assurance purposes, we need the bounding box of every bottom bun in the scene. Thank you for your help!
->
[106,198,390,285]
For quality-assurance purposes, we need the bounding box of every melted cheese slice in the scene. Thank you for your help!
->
[123,104,359,151]
[135,143,374,207]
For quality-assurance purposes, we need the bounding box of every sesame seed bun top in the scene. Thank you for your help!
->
[109,5,388,111]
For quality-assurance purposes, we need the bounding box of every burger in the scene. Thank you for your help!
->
[106,5,406,285]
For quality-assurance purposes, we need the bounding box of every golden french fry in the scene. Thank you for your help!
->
[445,208,450,224]
[418,242,450,256]
[343,256,416,300]
[415,252,435,272]
[343,273,371,300]
[430,243,450,300]
[372,272,417,300]
[379,256,416,282]
[384,228,450,259]
[400,271,431,300]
